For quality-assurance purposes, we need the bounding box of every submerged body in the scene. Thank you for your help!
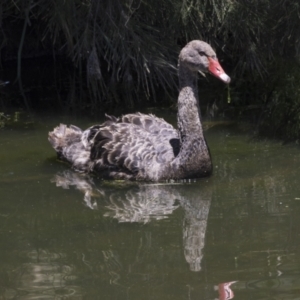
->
[49,40,230,181]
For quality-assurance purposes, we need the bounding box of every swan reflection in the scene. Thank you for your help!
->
[52,170,100,210]
[51,170,212,272]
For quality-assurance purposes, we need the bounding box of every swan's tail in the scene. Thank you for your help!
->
[48,124,82,152]
[48,124,92,172]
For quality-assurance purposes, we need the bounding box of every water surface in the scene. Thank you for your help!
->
[1,114,300,299]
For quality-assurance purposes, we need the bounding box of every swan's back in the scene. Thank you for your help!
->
[49,113,179,180]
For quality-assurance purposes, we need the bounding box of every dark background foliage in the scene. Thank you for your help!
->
[1,0,300,139]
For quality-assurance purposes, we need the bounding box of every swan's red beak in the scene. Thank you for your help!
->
[208,57,231,84]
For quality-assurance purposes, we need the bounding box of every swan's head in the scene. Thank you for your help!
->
[179,40,230,83]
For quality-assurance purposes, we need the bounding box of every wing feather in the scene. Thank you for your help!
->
[85,113,179,178]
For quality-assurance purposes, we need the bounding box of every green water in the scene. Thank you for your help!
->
[1,114,300,299]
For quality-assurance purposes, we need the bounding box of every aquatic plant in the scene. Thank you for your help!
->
[0,112,10,128]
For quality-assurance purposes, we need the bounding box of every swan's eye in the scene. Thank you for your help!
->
[199,51,206,56]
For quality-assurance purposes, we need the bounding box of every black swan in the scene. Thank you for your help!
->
[48,40,230,181]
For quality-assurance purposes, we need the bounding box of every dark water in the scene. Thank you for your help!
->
[1,114,300,300]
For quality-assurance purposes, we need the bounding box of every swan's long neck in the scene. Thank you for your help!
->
[177,66,203,142]
[169,64,212,178]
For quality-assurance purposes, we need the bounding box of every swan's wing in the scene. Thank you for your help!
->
[121,113,176,135]
[121,113,180,156]
[85,113,179,178]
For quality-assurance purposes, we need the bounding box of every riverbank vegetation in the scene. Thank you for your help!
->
[1,0,300,140]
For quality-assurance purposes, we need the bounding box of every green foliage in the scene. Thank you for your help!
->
[257,59,300,141]
[0,0,237,108]
[1,0,300,139]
